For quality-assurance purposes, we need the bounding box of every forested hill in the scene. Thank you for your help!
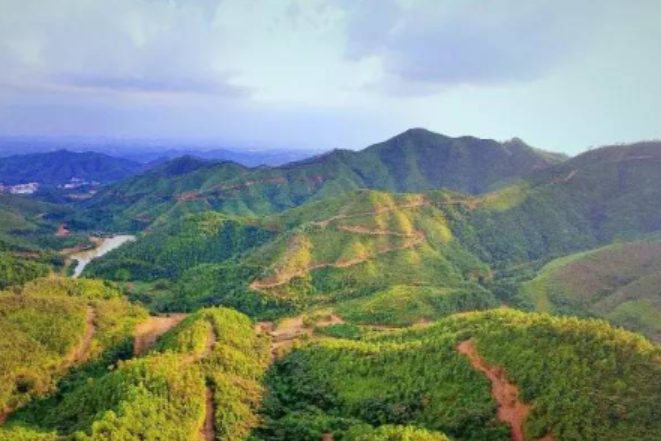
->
[426,140,661,270]
[81,128,565,230]
[0,150,146,185]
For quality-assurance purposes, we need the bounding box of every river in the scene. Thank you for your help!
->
[70,235,135,278]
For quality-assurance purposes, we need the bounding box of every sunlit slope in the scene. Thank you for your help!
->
[0,278,146,422]
[260,309,661,441]
[245,191,494,313]
[2,307,270,441]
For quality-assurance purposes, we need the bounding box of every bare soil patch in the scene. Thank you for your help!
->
[200,387,215,441]
[133,314,188,356]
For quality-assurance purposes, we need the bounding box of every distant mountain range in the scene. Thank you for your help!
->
[0,136,318,166]
[83,128,565,230]
[0,150,147,186]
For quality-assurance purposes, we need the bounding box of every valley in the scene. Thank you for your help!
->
[2,130,661,441]
[68,235,135,278]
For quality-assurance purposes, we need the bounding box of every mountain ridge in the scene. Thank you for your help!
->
[0,149,147,186]
[81,128,566,230]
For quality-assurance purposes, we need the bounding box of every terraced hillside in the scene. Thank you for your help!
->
[520,237,661,342]
[89,190,497,322]
[81,129,563,231]
[245,191,493,313]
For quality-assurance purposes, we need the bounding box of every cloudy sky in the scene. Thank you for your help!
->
[0,0,659,154]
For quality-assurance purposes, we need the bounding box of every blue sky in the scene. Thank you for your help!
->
[0,0,659,154]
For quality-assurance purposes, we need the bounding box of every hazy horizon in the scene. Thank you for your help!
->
[1,0,660,155]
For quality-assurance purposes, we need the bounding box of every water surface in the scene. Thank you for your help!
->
[71,235,135,278]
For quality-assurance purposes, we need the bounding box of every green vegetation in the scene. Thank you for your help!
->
[344,425,452,441]
[336,284,497,326]
[315,323,364,340]
[0,193,93,289]
[439,142,661,267]
[88,190,495,320]
[0,253,50,290]
[260,309,661,441]
[85,211,275,281]
[4,136,661,441]
[81,129,562,231]
[0,277,146,420]
[3,307,270,441]
[521,237,661,341]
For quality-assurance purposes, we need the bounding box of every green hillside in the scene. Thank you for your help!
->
[520,237,661,342]
[0,194,91,289]
[244,191,494,317]
[89,190,497,322]
[259,309,661,441]
[434,141,661,267]
[84,141,661,333]
[84,211,275,282]
[2,306,269,441]
[0,277,146,421]
[81,129,563,231]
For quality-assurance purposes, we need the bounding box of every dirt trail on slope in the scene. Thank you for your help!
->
[66,307,97,366]
[551,169,577,185]
[457,340,555,441]
[134,315,217,440]
[250,200,428,291]
[0,409,10,425]
[189,326,218,441]
[250,223,426,292]
[257,314,344,360]
[200,387,215,441]
[311,200,428,228]
[182,325,217,365]
[133,314,188,356]
[1,307,97,426]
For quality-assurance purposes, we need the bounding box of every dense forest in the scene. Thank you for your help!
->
[259,310,661,441]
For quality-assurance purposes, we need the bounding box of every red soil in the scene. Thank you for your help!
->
[56,224,70,237]
[457,339,555,441]
[200,387,215,441]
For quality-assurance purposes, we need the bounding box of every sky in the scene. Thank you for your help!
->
[0,0,659,155]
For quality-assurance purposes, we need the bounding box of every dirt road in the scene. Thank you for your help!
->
[457,339,555,441]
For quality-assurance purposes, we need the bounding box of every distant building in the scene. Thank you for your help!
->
[5,182,40,195]
[59,177,100,190]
